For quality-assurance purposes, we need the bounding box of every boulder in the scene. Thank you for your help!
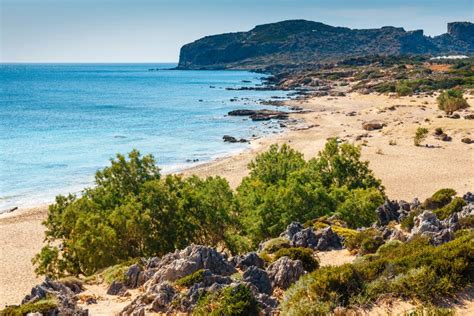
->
[232,252,265,270]
[223,135,238,143]
[21,278,88,315]
[107,281,127,296]
[376,200,401,226]
[291,227,319,249]
[281,222,304,240]
[362,121,383,131]
[125,264,144,288]
[242,266,272,294]
[313,227,342,250]
[147,245,236,286]
[267,257,305,289]
[228,109,257,116]
[256,293,279,316]
[411,211,442,235]
[461,137,472,144]
[150,282,177,312]
[463,192,474,203]
[283,223,341,250]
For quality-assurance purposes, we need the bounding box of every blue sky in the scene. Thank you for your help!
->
[1,0,473,62]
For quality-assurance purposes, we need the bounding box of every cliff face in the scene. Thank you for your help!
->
[177,20,474,70]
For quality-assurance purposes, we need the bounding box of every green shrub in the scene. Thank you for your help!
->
[423,188,456,210]
[345,228,384,255]
[396,82,414,96]
[459,215,474,229]
[437,89,469,114]
[273,247,319,272]
[194,284,259,316]
[414,127,429,146]
[376,240,402,255]
[1,297,58,316]
[433,197,466,220]
[331,225,358,241]
[175,269,206,287]
[260,237,291,254]
[281,264,362,314]
[334,188,385,228]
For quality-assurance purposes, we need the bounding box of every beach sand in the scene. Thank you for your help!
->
[1,93,473,308]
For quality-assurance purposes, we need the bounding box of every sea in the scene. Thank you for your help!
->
[0,63,289,212]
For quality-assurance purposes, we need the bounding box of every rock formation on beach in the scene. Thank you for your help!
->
[177,20,474,70]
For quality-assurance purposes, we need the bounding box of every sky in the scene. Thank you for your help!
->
[1,0,473,63]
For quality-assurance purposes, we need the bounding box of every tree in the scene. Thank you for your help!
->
[308,138,384,192]
[34,151,237,277]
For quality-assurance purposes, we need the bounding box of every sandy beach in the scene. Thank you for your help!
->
[1,92,473,308]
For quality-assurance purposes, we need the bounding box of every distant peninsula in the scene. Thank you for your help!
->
[177,20,474,71]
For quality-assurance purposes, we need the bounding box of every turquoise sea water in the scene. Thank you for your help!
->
[0,63,289,211]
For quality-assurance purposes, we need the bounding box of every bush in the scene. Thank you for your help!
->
[194,284,259,316]
[334,188,385,228]
[273,247,319,272]
[414,127,429,146]
[344,228,384,255]
[396,82,414,96]
[331,225,358,242]
[260,237,291,254]
[1,297,58,316]
[423,188,456,210]
[281,264,363,314]
[433,197,466,220]
[437,89,469,114]
[175,269,206,287]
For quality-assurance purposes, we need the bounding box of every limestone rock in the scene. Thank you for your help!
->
[267,257,305,289]
[147,245,236,286]
[242,266,272,294]
[232,252,265,270]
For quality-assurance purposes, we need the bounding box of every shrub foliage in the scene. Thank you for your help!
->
[34,140,384,276]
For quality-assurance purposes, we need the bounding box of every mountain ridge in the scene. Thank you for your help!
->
[177,20,474,70]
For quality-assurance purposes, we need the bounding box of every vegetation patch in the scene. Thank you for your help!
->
[175,269,206,287]
[193,284,259,316]
[1,297,58,316]
[437,89,470,114]
[281,232,474,314]
[414,127,429,146]
[344,228,384,255]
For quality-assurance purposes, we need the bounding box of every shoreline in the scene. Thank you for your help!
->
[1,92,473,307]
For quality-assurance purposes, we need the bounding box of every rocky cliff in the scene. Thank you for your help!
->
[177,20,474,70]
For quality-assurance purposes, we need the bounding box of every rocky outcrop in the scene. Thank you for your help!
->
[282,222,342,250]
[146,245,236,286]
[231,252,265,270]
[242,266,272,294]
[228,109,289,121]
[177,20,474,70]
[376,200,410,226]
[267,257,305,289]
[223,135,248,143]
[21,278,88,315]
